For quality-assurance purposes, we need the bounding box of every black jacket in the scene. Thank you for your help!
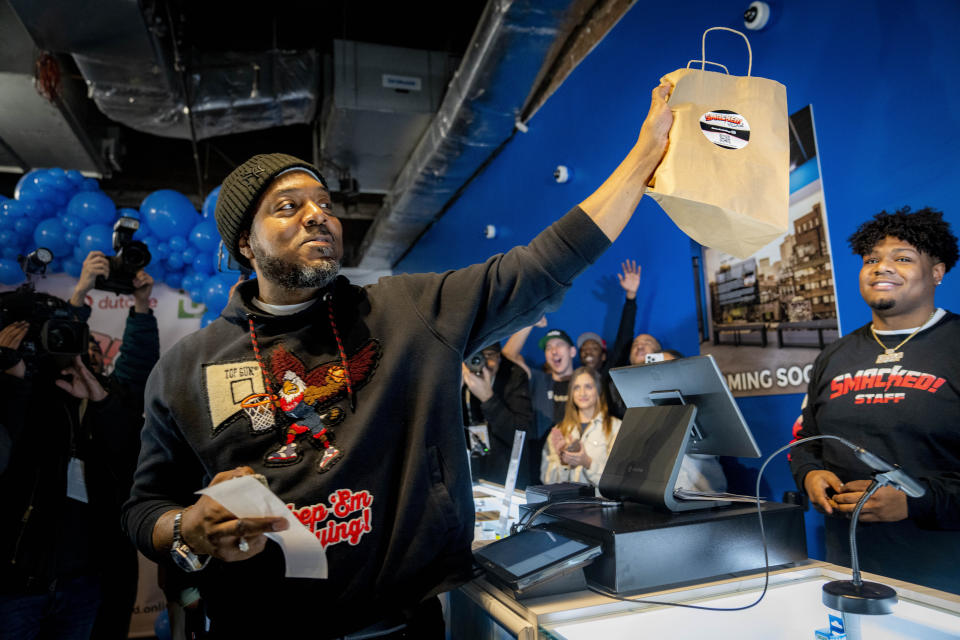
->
[122,207,609,637]
[463,357,533,487]
[790,311,960,593]
[0,308,158,594]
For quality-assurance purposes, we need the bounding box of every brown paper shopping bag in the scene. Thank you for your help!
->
[648,27,788,259]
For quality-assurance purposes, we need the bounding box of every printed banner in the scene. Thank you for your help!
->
[699,105,842,397]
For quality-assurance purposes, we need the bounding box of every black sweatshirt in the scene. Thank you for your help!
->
[122,207,609,636]
[790,311,960,593]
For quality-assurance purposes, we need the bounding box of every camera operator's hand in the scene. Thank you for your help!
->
[70,251,110,307]
[55,354,108,402]
[0,321,29,379]
[461,362,494,402]
[132,270,154,313]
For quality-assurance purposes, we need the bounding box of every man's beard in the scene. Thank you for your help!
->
[249,232,340,291]
[868,298,896,311]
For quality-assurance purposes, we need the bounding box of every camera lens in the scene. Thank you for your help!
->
[120,242,151,270]
[467,353,484,374]
[47,322,79,352]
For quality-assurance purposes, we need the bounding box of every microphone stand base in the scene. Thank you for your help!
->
[822,579,897,615]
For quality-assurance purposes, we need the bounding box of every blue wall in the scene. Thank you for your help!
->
[397,1,960,560]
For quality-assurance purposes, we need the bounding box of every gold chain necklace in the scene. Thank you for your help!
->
[869,311,936,364]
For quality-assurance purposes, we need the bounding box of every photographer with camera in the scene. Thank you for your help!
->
[461,343,534,488]
[0,250,159,639]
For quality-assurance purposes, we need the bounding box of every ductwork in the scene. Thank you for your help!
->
[8,0,318,140]
[357,0,581,269]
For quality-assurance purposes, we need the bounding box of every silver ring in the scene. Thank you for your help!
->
[238,537,250,553]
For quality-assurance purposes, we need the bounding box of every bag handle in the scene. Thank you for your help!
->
[700,26,752,77]
[685,59,730,74]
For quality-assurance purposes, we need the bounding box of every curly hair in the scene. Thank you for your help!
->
[848,206,958,272]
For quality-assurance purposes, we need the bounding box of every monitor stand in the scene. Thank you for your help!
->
[599,404,730,512]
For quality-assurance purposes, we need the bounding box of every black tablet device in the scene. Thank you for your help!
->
[473,526,602,594]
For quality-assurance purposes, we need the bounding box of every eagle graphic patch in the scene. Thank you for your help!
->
[264,340,380,472]
[203,340,381,449]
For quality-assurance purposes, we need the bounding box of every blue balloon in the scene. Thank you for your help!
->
[180,247,197,265]
[64,229,79,246]
[168,235,188,253]
[14,218,33,236]
[155,242,170,260]
[16,183,55,206]
[200,308,220,328]
[49,189,70,208]
[80,178,99,192]
[118,207,140,220]
[74,246,89,262]
[47,169,71,192]
[2,246,21,260]
[189,220,220,253]
[18,200,44,219]
[63,259,83,278]
[154,609,172,640]
[48,258,63,274]
[192,253,213,275]
[166,253,184,271]
[68,191,116,225]
[1,200,25,220]
[78,224,114,255]
[141,190,199,240]
[66,169,85,186]
[0,229,18,247]
[188,287,203,303]
[165,272,183,289]
[0,259,24,285]
[201,274,233,314]
[61,214,85,232]
[201,185,220,219]
[33,218,70,257]
[13,169,44,199]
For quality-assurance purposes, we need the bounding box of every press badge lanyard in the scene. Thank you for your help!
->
[66,400,89,504]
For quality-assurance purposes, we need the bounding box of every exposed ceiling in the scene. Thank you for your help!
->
[0,0,632,268]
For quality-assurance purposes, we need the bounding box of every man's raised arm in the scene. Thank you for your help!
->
[579,84,673,241]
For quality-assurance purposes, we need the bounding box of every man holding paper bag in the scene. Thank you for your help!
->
[647,27,789,259]
[123,85,673,638]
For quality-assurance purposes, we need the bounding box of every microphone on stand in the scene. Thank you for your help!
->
[820,438,927,637]
[844,442,926,498]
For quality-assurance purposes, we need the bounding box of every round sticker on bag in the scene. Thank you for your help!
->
[700,109,750,150]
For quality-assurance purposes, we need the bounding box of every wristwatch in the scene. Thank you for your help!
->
[171,509,210,572]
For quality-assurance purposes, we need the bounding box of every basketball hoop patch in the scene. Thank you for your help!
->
[203,359,277,436]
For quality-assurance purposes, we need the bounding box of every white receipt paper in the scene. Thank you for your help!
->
[197,475,327,579]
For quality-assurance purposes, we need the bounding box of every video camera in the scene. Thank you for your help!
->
[0,249,89,373]
[95,215,151,294]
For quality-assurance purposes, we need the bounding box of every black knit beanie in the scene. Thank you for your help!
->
[214,153,329,269]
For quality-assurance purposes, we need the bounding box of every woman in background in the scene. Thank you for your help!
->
[541,367,621,486]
